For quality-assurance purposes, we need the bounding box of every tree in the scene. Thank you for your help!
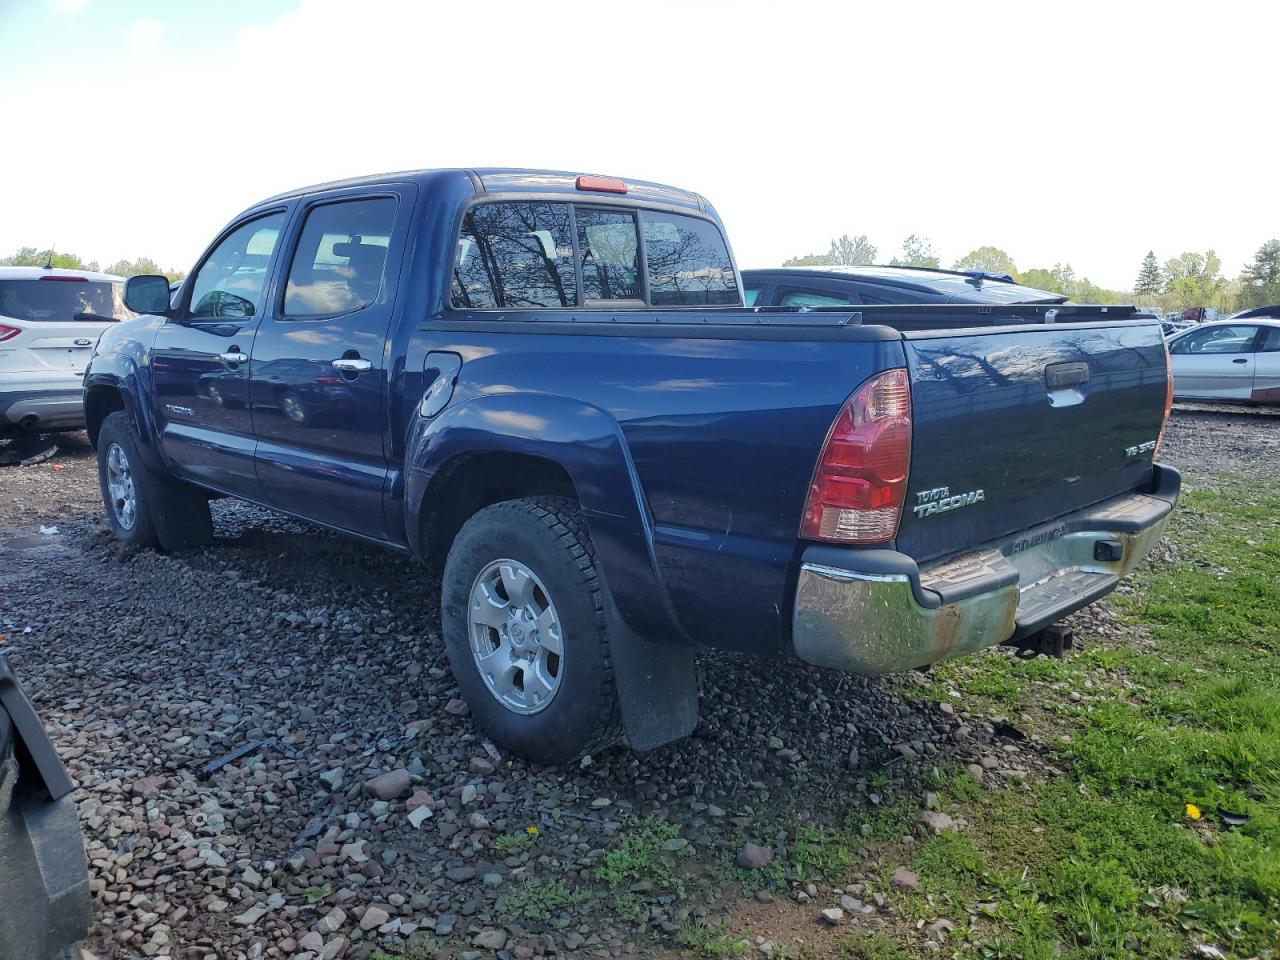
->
[952,246,1018,278]
[1134,251,1163,296]
[103,257,185,282]
[1163,250,1226,312]
[890,234,940,268]
[0,246,99,271]
[1017,263,1124,304]
[1238,239,1280,310]
[783,233,877,267]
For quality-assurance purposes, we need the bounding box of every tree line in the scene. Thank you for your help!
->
[783,235,1280,314]
[0,246,186,282]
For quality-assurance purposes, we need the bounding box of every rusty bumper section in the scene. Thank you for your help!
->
[792,465,1180,674]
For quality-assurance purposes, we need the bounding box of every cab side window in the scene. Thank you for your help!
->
[283,197,397,319]
[642,212,739,307]
[451,202,576,308]
[188,212,287,319]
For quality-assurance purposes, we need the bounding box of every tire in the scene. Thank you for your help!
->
[441,496,621,764]
[96,411,214,552]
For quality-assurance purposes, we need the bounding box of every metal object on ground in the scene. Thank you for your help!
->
[0,654,91,960]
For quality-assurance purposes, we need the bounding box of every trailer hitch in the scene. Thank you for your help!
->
[1005,625,1076,660]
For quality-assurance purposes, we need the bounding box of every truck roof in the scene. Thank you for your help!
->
[256,167,708,213]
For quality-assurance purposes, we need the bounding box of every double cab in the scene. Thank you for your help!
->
[84,168,1179,763]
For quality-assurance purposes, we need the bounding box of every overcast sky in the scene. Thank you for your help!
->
[2,0,1276,290]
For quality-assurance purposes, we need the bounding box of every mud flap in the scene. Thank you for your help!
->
[604,604,700,752]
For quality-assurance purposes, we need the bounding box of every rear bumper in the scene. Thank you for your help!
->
[0,384,85,431]
[792,464,1180,674]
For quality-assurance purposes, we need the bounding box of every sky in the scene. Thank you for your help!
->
[1,0,1277,290]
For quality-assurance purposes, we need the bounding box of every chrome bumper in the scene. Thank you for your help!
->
[792,466,1180,674]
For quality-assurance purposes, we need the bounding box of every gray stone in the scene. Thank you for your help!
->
[363,768,410,801]
[473,929,507,950]
[360,906,390,931]
[737,843,773,869]
[820,907,844,925]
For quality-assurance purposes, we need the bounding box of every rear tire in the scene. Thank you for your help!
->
[96,411,214,552]
[441,497,621,764]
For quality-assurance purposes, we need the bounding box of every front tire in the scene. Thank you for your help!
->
[96,411,214,552]
[441,497,621,764]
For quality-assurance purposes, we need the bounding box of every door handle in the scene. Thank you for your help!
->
[332,358,372,374]
[216,352,248,363]
[1232,358,1249,364]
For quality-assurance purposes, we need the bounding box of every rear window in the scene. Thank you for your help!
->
[642,212,739,307]
[452,202,576,308]
[450,202,740,310]
[0,277,131,322]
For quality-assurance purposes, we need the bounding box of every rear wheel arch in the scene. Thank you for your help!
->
[418,451,579,573]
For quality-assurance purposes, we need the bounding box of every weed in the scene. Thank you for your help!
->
[598,816,688,897]
[498,877,585,923]
[303,883,332,904]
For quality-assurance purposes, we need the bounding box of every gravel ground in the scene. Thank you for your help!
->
[0,406,1276,960]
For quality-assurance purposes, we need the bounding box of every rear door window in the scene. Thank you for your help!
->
[452,202,576,308]
[641,212,739,306]
[283,197,397,318]
[576,209,641,303]
[1256,326,1280,352]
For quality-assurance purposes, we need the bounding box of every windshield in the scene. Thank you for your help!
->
[0,278,133,322]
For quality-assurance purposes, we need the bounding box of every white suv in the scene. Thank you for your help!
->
[0,266,133,436]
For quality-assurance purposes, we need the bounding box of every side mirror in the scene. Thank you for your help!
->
[124,275,172,315]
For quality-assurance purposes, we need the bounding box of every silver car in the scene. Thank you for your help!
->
[1167,317,1280,403]
[0,266,132,434]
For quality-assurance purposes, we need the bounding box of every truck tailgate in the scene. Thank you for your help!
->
[896,320,1168,562]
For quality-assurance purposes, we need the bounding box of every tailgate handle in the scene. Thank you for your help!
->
[1045,361,1089,390]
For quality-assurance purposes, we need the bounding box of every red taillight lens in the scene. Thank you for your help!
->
[0,323,21,342]
[801,368,912,543]
[1153,340,1174,458]
[38,275,89,282]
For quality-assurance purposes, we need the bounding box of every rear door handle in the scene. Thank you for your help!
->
[216,351,248,363]
[332,358,372,374]
[1232,358,1248,364]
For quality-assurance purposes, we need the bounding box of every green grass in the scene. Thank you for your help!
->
[498,877,587,923]
[677,920,753,957]
[597,816,690,898]
[904,483,1280,958]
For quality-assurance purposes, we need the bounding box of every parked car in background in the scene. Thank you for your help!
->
[1167,318,1280,403]
[0,654,91,960]
[0,266,132,437]
[742,264,1068,307]
[86,167,1177,764]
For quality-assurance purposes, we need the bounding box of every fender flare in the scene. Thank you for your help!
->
[404,391,686,646]
[83,357,161,461]
[404,392,700,751]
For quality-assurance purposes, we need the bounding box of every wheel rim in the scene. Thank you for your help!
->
[467,558,564,715]
[105,442,137,530]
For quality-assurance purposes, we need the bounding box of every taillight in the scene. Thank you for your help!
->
[1153,340,1174,458]
[801,368,912,543]
[0,323,20,343]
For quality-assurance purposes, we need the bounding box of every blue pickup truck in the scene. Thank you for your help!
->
[84,168,1179,763]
